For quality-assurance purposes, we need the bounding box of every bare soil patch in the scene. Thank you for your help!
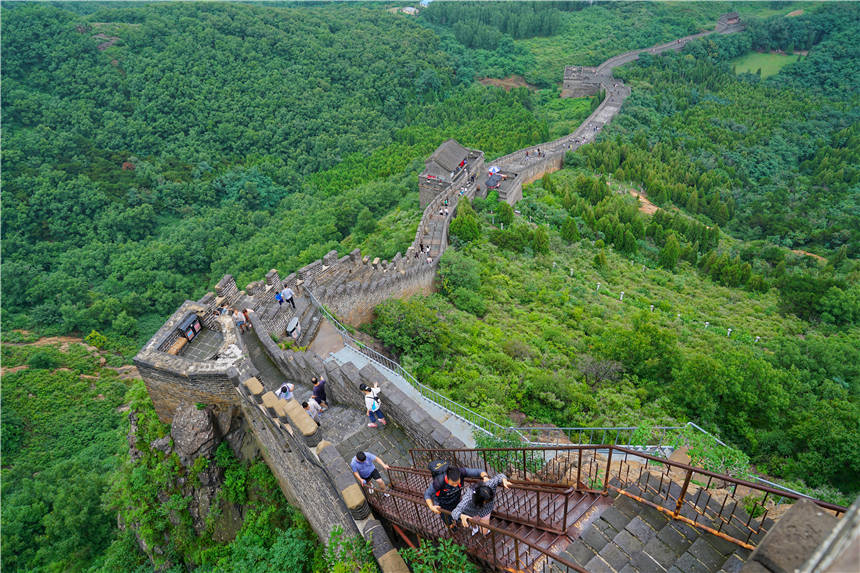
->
[479,75,537,91]
[791,249,826,262]
[625,187,659,215]
[2,365,29,376]
[786,9,804,17]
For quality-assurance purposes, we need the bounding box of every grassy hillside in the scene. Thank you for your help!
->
[368,170,859,498]
[731,51,801,77]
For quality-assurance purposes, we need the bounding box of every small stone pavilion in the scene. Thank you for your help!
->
[418,139,484,208]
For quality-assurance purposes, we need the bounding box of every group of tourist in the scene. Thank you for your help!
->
[349,453,512,536]
[276,376,328,426]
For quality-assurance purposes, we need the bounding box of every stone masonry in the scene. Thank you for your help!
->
[134,14,751,572]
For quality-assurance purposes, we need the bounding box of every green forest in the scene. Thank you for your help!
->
[2,1,858,572]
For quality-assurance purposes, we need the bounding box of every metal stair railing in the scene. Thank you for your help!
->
[365,486,588,573]
[305,287,520,439]
[386,466,577,534]
[305,288,821,500]
[408,444,849,550]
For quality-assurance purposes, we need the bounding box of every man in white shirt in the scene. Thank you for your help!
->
[279,286,295,309]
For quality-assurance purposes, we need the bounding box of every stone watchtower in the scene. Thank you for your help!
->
[418,139,484,208]
[562,66,602,98]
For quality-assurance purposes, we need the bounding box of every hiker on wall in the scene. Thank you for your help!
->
[359,382,387,428]
[424,460,490,530]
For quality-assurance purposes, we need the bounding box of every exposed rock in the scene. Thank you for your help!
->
[171,402,218,467]
[150,436,172,455]
[127,411,143,462]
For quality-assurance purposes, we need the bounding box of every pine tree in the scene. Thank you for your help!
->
[659,233,681,270]
[561,216,580,243]
[532,225,550,254]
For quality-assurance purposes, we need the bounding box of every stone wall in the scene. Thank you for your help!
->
[562,66,603,97]
[135,301,244,423]
[317,260,436,325]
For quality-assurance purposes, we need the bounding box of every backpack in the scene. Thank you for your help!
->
[428,460,449,479]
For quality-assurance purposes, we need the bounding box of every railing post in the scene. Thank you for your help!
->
[563,489,570,533]
[491,528,498,568]
[603,447,614,494]
[514,537,520,569]
[674,468,693,518]
[537,489,542,528]
[522,449,528,480]
[576,448,582,489]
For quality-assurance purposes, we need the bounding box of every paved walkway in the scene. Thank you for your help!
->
[241,329,412,468]
[307,317,344,357]
[327,345,478,447]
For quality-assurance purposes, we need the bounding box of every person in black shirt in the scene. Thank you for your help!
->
[424,466,489,529]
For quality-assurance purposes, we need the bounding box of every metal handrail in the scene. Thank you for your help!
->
[409,445,849,516]
[304,290,813,500]
[305,287,522,440]
[366,485,588,573]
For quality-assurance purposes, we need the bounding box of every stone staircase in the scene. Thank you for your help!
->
[558,477,766,573]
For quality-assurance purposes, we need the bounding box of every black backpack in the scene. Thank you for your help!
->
[428,460,449,479]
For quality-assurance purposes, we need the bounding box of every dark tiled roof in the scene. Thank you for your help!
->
[425,139,468,173]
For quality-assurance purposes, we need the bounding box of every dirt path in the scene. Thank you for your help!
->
[478,75,537,91]
[2,333,141,379]
[791,249,826,262]
[619,185,659,214]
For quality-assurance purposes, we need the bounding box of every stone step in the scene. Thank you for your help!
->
[560,491,756,573]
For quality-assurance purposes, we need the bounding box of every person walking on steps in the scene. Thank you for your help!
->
[424,462,490,530]
[302,398,321,426]
[350,451,390,494]
[360,382,386,428]
[452,473,512,536]
[276,383,294,400]
[311,376,328,411]
[280,286,296,309]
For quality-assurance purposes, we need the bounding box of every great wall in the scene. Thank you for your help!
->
[134,14,857,573]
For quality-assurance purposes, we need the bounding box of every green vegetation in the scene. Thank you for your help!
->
[401,538,479,573]
[0,337,376,572]
[369,173,859,495]
[1,340,127,572]
[730,51,801,77]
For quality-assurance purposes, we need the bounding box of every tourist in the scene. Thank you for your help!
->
[350,451,390,493]
[276,382,294,400]
[452,473,512,536]
[419,242,425,253]
[425,465,490,530]
[302,399,321,426]
[233,309,247,334]
[280,286,296,309]
[359,382,387,428]
[242,308,253,331]
[311,376,328,411]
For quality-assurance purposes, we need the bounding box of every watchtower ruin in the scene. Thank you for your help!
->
[562,66,603,98]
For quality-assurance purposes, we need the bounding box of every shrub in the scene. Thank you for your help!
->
[451,287,487,317]
[27,350,60,370]
[438,250,481,295]
[85,329,108,349]
[401,538,478,573]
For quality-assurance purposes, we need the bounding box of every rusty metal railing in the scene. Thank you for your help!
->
[410,445,847,550]
[365,485,588,573]
[387,466,577,534]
